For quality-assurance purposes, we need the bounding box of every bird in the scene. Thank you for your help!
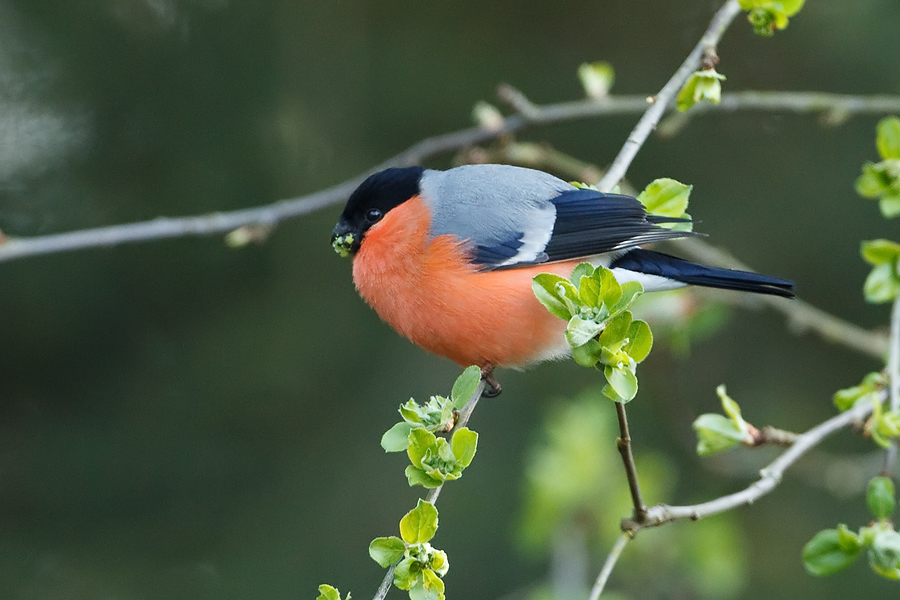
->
[331,164,793,391]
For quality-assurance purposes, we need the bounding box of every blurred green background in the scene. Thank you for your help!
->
[0,0,898,598]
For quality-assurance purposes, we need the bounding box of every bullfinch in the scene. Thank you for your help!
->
[331,164,793,380]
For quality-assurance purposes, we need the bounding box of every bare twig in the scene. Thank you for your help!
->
[749,425,800,447]
[889,298,900,414]
[588,532,631,600]
[621,398,878,532]
[676,237,890,359]
[883,298,900,475]
[2,89,900,264]
[596,0,742,191]
[614,402,647,521]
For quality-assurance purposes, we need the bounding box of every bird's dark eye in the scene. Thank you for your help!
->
[365,208,383,223]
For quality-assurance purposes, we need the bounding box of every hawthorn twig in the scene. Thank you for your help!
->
[621,397,878,533]
[2,89,900,263]
[596,0,742,191]
[883,297,900,475]
[588,532,631,600]
[614,402,647,522]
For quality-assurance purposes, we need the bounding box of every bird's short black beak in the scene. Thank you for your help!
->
[331,222,359,258]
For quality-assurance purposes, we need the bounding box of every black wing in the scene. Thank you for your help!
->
[540,189,696,263]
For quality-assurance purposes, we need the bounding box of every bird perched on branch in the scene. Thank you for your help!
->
[332,164,793,387]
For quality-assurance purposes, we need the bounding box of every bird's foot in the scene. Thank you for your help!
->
[480,364,502,398]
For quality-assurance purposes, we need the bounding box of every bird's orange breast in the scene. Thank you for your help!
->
[351,195,580,368]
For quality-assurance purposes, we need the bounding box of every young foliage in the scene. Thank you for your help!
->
[381,367,481,452]
[693,385,753,456]
[856,116,900,218]
[738,0,806,36]
[676,69,726,112]
[833,371,887,411]
[316,584,351,600]
[636,178,693,230]
[578,61,615,99]
[803,477,900,579]
[866,397,900,449]
[405,427,478,488]
[369,500,450,600]
[533,264,650,403]
[860,240,900,304]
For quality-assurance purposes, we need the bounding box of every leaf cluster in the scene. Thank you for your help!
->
[856,117,900,218]
[533,264,651,403]
[738,0,806,36]
[692,385,754,456]
[370,500,450,600]
[803,477,900,580]
[677,69,726,112]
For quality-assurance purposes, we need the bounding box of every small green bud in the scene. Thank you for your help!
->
[867,477,896,520]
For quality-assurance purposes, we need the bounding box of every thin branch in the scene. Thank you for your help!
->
[614,402,647,521]
[596,0,742,191]
[372,565,396,600]
[371,378,485,600]
[883,297,900,475]
[2,89,900,264]
[621,398,878,532]
[749,425,800,447]
[588,532,631,600]
[889,297,900,414]
[676,237,890,359]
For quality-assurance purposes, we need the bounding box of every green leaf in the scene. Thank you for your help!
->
[876,116,900,160]
[597,311,632,348]
[392,557,417,590]
[716,385,745,426]
[604,364,638,402]
[880,193,900,219]
[578,274,601,307]
[612,281,644,312]
[369,536,406,568]
[405,465,443,489]
[450,427,478,468]
[856,163,890,198]
[861,239,900,265]
[595,266,622,308]
[399,500,439,545]
[571,338,602,367]
[566,316,605,347]
[430,549,449,576]
[382,422,414,452]
[867,477,896,520]
[570,263,595,288]
[624,320,653,363]
[532,274,575,320]
[863,262,900,304]
[409,569,445,600]
[316,584,344,600]
[803,529,863,576]
[637,178,693,219]
[407,429,437,469]
[451,366,481,409]
[870,530,900,572]
[693,413,746,456]
[578,61,615,99]
[837,524,862,552]
[676,70,725,111]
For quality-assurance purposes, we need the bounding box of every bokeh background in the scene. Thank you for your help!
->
[0,0,899,598]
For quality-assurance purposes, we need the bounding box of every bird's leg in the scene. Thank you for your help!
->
[480,363,502,398]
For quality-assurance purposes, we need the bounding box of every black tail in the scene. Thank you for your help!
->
[610,249,795,298]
